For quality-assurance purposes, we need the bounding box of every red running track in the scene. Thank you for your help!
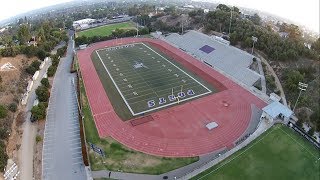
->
[77,38,266,157]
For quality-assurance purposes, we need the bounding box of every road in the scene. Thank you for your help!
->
[19,57,52,180]
[42,32,87,180]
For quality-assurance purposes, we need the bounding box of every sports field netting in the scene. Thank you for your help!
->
[95,43,213,116]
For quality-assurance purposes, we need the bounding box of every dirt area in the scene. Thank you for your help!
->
[0,55,39,174]
[33,120,45,180]
[0,55,38,103]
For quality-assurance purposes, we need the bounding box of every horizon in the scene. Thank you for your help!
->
[0,0,318,34]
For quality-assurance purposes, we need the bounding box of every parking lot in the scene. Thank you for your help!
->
[42,38,86,180]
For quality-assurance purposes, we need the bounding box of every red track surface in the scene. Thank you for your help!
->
[77,38,266,157]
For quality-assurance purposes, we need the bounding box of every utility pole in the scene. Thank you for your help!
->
[293,82,308,112]
[251,36,258,54]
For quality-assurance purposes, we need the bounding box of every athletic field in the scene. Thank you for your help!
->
[77,22,135,38]
[193,124,320,180]
[93,43,213,116]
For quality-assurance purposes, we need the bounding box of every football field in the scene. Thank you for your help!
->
[94,43,212,116]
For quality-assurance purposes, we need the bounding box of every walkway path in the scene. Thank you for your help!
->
[19,57,52,180]
[256,53,287,106]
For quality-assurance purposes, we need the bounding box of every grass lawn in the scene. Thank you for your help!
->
[79,74,199,175]
[192,124,320,180]
[77,22,135,38]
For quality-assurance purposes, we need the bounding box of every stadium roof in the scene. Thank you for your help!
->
[165,30,261,87]
[262,101,293,119]
[73,18,95,25]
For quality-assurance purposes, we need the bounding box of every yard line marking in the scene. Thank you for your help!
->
[96,50,135,115]
[141,42,212,92]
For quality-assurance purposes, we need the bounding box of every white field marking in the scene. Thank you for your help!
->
[125,82,199,101]
[96,43,212,116]
[197,127,278,180]
[279,127,319,159]
[111,68,186,82]
[129,84,204,104]
[116,73,190,88]
[141,43,212,92]
[96,50,135,115]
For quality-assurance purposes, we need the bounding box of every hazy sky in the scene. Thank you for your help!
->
[0,0,319,33]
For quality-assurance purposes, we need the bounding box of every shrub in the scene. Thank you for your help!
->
[8,103,17,112]
[31,102,47,120]
[26,60,41,75]
[35,85,49,102]
[36,135,42,143]
[47,65,57,77]
[0,105,8,119]
[41,78,50,88]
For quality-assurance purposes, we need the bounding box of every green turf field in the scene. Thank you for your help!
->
[77,22,135,37]
[93,42,213,116]
[192,124,320,180]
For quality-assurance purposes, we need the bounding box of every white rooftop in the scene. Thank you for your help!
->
[206,122,218,130]
[262,101,293,119]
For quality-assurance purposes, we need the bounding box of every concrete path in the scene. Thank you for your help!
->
[180,119,274,179]
[42,32,87,180]
[92,149,226,180]
[19,57,52,180]
[257,58,266,93]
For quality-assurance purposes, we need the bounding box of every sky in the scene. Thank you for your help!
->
[0,0,319,33]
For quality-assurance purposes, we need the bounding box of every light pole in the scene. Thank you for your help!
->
[251,36,258,54]
[293,82,308,112]
[228,7,233,35]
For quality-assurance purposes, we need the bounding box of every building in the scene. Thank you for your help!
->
[72,18,96,30]
[261,101,293,122]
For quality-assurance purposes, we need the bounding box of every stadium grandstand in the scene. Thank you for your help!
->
[164,30,262,87]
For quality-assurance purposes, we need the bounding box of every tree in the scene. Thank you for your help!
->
[41,78,50,88]
[243,37,252,48]
[250,13,261,25]
[31,102,47,120]
[308,127,315,136]
[0,105,8,118]
[310,108,320,131]
[37,48,47,60]
[47,65,57,77]
[216,4,231,12]
[35,85,50,102]
[283,70,304,93]
[37,27,46,43]
[311,38,320,53]
[26,60,40,75]
[17,24,31,45]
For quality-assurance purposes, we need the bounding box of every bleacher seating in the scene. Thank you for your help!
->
[165,30,261,87]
